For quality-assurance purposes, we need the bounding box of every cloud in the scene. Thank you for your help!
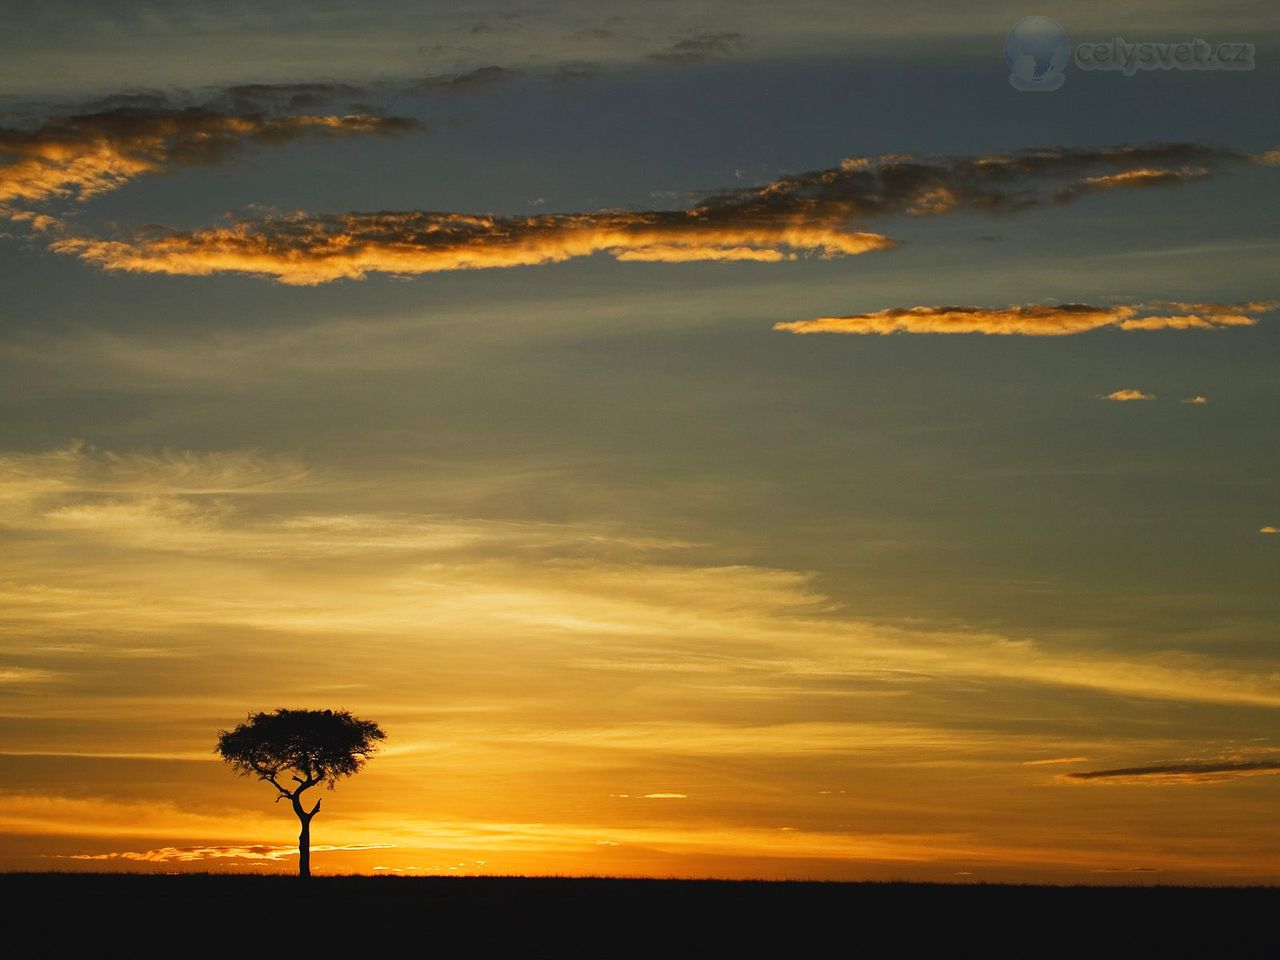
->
[640,793,688,799]
[0,439,312,500]
[775,300,1273,336]
[51,208,896,284]
[1021,756,1088,766]
[0,441,695,562]
[1053,165,1210,202]
[647,33,747,63]
[1064,759,1280,784]
[206,82,372,114]
[49,141,1265,284]
[410,66,522,93]
[1260,526,1279,535]
[7,441,1280,716]
[1101,389,1156,402]
[0,104,419,214]
[67,842,393,862]
[1182,395,1209,404]
[0,667,58,684]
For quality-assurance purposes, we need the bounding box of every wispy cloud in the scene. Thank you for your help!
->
[647,33,747,63]
[49,142,1270,284]
[1053,165,1210,202]
[410,65,522,92]
[1260,526,1279,535]
[4,443,1279,712]
[775,300,1274,336]
[1064,759,1280,784]
[1021,756,1088,766]
[67,842,393,862]
[204,82,373,114]
[0,667,58,684]
[1182,395,1209,404]
[1101,389,1156,402]
[0,439,312,499]
[0,442,691,561]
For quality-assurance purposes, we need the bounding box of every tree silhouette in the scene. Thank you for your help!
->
[215,708,386,878]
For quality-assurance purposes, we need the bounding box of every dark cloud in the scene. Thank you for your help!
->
[210,82,371,115]
[411,66,521,93]
[571,27,621,42]
[1065,758,1280,783]
[78,91,176,113]
[551,61,598,86]
[722,142,1249,220]
[648,32,748,63]
[650,32,747,63]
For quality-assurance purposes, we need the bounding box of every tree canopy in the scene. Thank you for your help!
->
[216,708,386,793]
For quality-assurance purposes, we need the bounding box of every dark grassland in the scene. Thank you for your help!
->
[4,873,1276,956]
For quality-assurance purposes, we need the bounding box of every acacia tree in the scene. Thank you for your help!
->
[215,708,386,878]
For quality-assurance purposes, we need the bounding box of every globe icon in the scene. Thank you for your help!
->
[1004,17,1070,91]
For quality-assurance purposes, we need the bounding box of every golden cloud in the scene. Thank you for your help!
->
[774,300,1274,336]
[53,212,896,284]
[1101,389,1156,402]
[68,842,393,862]
[1021,756,1088,766]
[0,107,418,211]
[49,142,1259,283]
[1053,165,1210,201]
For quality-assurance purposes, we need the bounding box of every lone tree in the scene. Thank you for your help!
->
[215,708,386,878]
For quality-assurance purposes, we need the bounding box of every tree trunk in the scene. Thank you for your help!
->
[297,813,311,878]
[292,792,321,879]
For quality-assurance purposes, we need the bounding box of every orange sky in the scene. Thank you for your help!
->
[2,445,1279,883]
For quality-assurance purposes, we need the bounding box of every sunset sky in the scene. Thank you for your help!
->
[2,1,1279,882]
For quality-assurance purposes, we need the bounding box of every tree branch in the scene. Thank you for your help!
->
[248,760,293,800]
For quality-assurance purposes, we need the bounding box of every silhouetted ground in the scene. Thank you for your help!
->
[4,873,1277,956]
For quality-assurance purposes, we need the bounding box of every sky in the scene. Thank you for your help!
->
[1,0,1279,882]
